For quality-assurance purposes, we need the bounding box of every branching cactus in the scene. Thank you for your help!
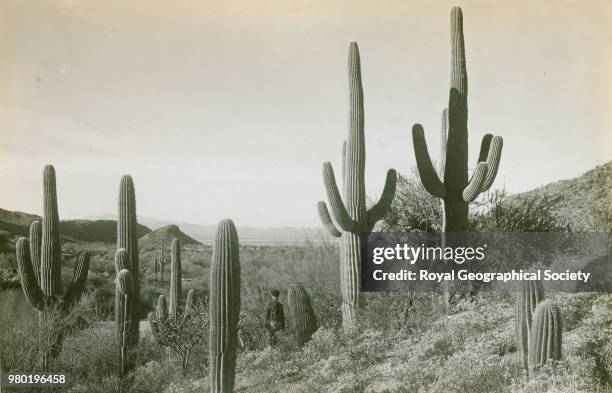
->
[117,175,140,348]
[209,219,241,393]
[15,165,90,369]
[317,42,397,330]
[528,301,562,375]
[149,238,195,339]
[516,280,545,370]
[412,7,503,231]
[288,285,318,346]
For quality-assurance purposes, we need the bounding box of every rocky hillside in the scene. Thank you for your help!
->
[138,224,200,247]
[510,161,612,230]
[0,209,152,243]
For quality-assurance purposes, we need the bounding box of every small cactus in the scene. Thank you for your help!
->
[117,175,140,348]
[15,165,90,369]
[528,301,563,374]
[209,219,241,393]
[317,42,397,330]
[288,285,318,346]
[516,280,545,370]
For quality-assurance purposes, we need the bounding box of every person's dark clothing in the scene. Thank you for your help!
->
[265,301,285,331]
[265,300,285,346]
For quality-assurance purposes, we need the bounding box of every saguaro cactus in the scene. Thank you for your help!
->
[117,175,140,348]
[528,301,562,374]
[288,285,318,346]
[16,165,90,369]
[412,7,503,231]
[159,241,167,281]
[150,238,195,335]
[115,265,134,380]
[209,219,241,393]
[317,42,397,330]
[516,280,545,370]
[149,239,197,373]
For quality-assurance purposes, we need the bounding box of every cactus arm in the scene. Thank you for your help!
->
[29,221,42,284]
[462,162,489,203]
[63,251,90,306]
[477,134,493,163]
[317,201,341,237]
[16,238,46,311]
[413,124,447,198]
[480,136,503,191]
[367,169,398,227]
[114,248,130,273]
[323,162,354,231]
[116,269,133,346]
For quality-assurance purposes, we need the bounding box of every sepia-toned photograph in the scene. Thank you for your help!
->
[0,1,611,392]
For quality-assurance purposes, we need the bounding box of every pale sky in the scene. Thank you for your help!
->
[1,0,611,227]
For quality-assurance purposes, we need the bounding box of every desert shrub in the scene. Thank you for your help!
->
[129,360,178,393]
[380,171,442,233]
[469,190,566,232]
[151,298,209,373]
[360,292,444,333]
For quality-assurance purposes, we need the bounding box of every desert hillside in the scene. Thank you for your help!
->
[509,161,611,230]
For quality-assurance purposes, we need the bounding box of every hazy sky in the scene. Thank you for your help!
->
[1,0,611,227]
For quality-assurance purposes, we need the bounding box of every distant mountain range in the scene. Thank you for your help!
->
[0,209,151,242]
[0,210,325,245]
[86,214,326,245]
[2,160,609,244]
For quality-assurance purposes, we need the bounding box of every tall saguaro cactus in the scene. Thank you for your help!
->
[516,280,545,370]
[528,301,563,374]
[288,284,318,346]
[317,42,397,330]
[412,7,503,231]
[16,165,90,369]
[209,219,241,393]
[117,175,140,348]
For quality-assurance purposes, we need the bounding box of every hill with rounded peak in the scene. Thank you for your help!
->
[509,160,611,230]
[138,224,201,246]
[0,208,152,243]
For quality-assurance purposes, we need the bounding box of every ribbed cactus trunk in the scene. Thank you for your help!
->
[209,219,241,393]
[516,280,545,370]
[117,175,140,348]
[318,42,397,331]
[288,285,318,346]
[169,239,182,318]
[15,165,90,371]
[160,241,166,282]
[528,301,562,375]
[41,165,62,299]
[412,7,503,232]
[115,264,134,391]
